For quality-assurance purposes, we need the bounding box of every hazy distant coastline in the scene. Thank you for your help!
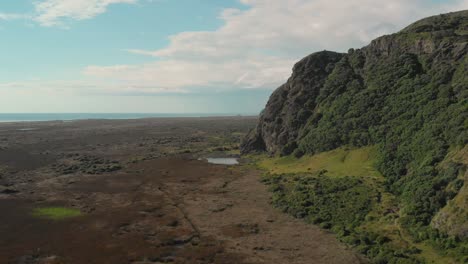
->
[0,113,256,123]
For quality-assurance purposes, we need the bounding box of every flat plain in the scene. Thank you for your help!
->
[0,117,365,264]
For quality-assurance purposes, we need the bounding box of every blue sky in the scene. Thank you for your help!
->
[1,0,242,81]
[0,0,466,113]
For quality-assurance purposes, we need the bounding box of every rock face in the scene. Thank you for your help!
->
[241,10,468,156]
[241,51,344,155]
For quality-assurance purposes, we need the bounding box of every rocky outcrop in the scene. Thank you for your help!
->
[242,51,344,155]
[241,10,468,156]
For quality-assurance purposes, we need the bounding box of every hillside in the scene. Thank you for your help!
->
[242,10,468,263]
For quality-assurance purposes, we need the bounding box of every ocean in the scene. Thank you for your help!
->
[0,113,254,123]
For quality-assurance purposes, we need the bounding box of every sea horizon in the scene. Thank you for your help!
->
[0,113,258,123]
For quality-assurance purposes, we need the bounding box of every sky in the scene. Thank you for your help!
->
[0,0,467,114]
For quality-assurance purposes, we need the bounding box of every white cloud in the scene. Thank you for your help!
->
[0,13,30,21]
[5,0,466,95]
[34,0,137,27]
[0,79,183,95]
[86,0,468,93]
[84,65,138,76]
[144,0,467,58]
[84,56,296,90]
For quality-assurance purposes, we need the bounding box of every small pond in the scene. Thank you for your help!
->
[206,158,239,165]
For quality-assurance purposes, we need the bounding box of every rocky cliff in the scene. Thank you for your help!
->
[242,10,468,240]
[242,10,467,156]
[241,51,344,155]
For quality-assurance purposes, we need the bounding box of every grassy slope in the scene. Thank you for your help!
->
[258,146,380,179]
[32,207,82,220]
[255,146,460,263]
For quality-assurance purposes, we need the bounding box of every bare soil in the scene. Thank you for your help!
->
[0,117,365,264]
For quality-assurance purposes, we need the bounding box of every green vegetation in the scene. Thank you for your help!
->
[257,146,381,179]
[290,47,468,260]
[282,17,468,263]
[431,147,468,240]
[262,173,376,228]
[32,207,82,220]
[244,11,467,263]
[258,146,467,263]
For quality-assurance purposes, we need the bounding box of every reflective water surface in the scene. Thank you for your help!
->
[206,158,239,165]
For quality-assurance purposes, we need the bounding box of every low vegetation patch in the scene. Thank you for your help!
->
[262,172,376,229]
[32,207,82,220]
[261,171,425,263]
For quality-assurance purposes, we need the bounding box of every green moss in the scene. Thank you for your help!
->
[32,207,82,220]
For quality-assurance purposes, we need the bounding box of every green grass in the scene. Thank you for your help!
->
[32,207,82,220]
[257,146,381,180]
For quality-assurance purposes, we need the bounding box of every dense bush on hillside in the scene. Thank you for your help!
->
[262,172,375,227]
[262,172,425,263]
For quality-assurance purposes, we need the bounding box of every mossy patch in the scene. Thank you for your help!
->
[32,207,82,220]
